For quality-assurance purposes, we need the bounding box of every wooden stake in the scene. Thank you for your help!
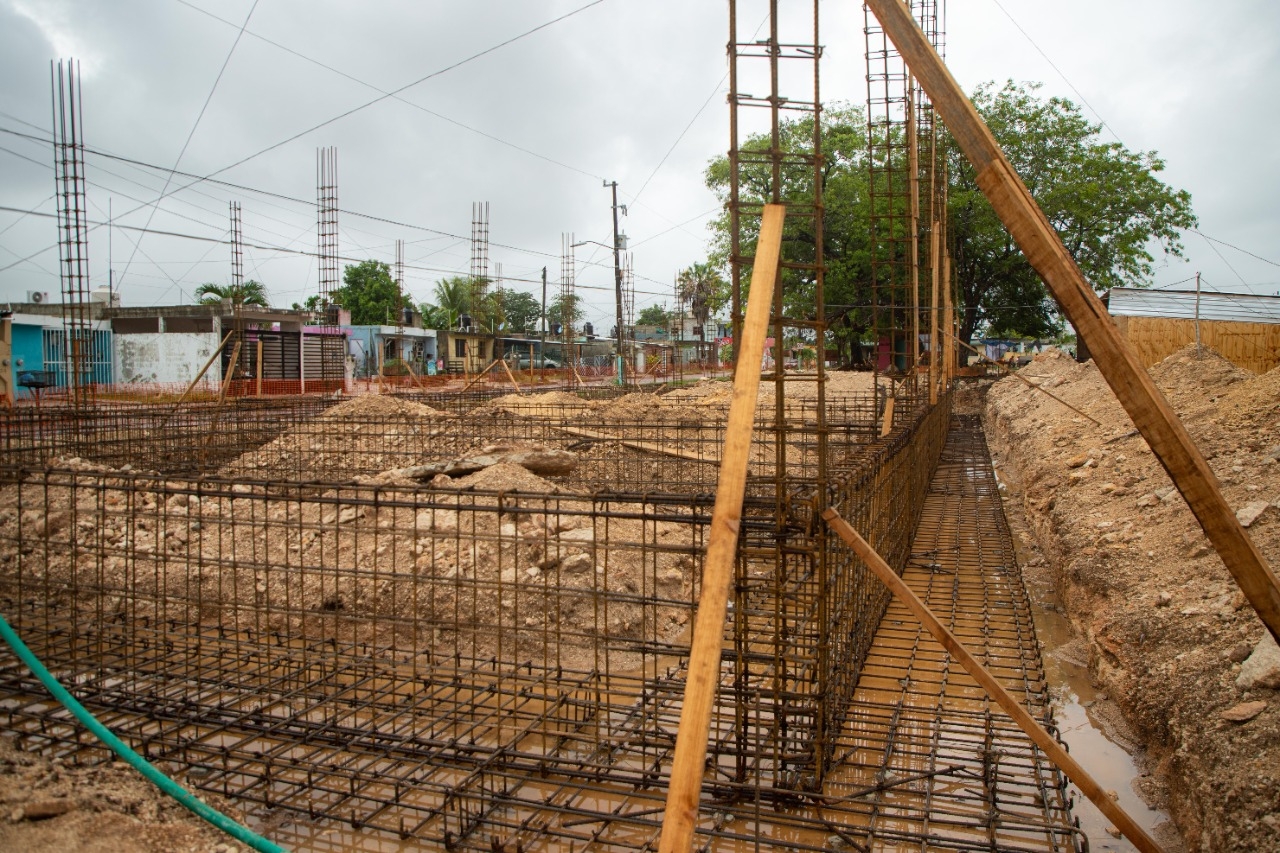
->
[216,340,242,406]
[171,330,234,408]
[460,359,500,393]
[907,80,921,373]
[879,396,896,437]
[863,0,1280,645]
[500,358,522,393]
[255,339,263,397]
[822,508,1163,853]
[659,204,785,853]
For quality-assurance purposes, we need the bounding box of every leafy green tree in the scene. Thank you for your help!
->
[291,294,321,313]
[947,81,1196,342]
[636,304,670,326]
[547,293,584,332]
[704,88,1195,355]
[417,302,450,329]
[196,280,269,307]
[500,290,542,334]
[334,260,404,325]
[704,105,873,364]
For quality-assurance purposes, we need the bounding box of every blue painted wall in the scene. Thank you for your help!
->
[10,322,45,400]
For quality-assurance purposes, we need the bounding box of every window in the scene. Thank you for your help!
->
[455,339,466,358]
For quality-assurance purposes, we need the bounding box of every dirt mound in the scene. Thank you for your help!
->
[443,461,565,493]
[986,344,1280,852]
[220,393,458,480]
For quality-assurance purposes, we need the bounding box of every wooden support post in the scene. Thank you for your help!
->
[863,0,1280,645]
[0,317,13,408]
[907,80,921,375]
[171,330,235,408]
[942,249,954,389]
[879,395,896,437]
[929,224,940,406]
[216,340,242,406]
[659,204,785,853]
[822,508,1163,853]
[500,358,522,393]
[460,359,500,393]
[255,339,263,397]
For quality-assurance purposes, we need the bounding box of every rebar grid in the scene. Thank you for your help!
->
[316,148,339,303]
[0,382,968,849]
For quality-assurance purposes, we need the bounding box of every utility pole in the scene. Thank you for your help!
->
[540,266,547,362]
[1194,270,1202,356]
[607,180,625,386]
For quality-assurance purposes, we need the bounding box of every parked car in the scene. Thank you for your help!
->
[510,355,560,370]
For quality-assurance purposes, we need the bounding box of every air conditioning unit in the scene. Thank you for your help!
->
[27,291,49,304]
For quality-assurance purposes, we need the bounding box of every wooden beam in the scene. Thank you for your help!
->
[929,223,940,406]
[216,339,242,406]
[500,357,522,393]
[255,339,263,397]
[459,358,500,393]
[822,508,1164,853]
[557,425,720,464]
[864,0,1280,644]
[879,395,896,437]
[171,330,235,409]
[658,204,785,853]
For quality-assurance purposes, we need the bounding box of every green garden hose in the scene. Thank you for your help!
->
[0,612,286,853]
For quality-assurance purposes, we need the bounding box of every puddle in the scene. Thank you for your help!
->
[993,456,1179,851]
[1035,607,1174,852]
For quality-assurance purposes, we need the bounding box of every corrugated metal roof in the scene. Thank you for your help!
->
[1107,287,1280,325]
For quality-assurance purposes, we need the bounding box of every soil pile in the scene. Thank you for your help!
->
[220,394,456,481]
[985,345,1280,851]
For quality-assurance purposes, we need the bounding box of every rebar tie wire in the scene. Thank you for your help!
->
[0,610,287,853]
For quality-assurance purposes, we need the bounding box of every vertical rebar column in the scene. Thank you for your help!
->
[864,1,945,376]
[316,147,339,304]
[726,0,828,783]
[471,202,490,296]
[52,58,93,408]
[230,202,244,290]
[560,233,575,383]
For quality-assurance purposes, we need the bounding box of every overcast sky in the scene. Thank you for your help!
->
[1,0,1277,332]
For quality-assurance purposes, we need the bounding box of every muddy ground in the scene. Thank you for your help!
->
[985,345,1280,852]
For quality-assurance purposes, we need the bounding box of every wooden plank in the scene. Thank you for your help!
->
[929,223,940,405]
[500,358,522,393]
[864,0,1280,645]
[658,203,784,853]
[822,508,1164,853]
[879,395,896,437]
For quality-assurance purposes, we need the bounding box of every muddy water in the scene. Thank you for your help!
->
[994,461,1179,852]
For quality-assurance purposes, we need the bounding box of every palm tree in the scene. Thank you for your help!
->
[432,275,472,327]
[676,262,727,358]
[195,280,269,307]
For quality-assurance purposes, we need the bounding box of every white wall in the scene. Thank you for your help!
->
[115,332,220,386]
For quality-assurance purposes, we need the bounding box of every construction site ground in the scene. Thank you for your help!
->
[985,345,1280,853]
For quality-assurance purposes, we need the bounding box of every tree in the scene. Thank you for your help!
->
[500,290,542,334]
[704,105,874,364]
[947,81,1196,343]
[676,262,728,345]
[637,304,670,327]
[546,293,584,332]
[196,280,269,307]
[417,302,450,329]
[291,294,322,313]
[703,89,1195,355]
[432,275,472,328]
[333,260,404,326]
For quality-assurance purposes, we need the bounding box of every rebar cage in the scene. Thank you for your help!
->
[0,383,960,849]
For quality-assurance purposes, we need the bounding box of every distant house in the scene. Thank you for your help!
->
[1080,287,1280,373]
[2,301,111,399]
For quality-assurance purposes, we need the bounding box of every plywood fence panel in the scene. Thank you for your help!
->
[1114,316,1280,374]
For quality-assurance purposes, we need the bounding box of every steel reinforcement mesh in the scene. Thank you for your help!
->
[0,386,1068,851]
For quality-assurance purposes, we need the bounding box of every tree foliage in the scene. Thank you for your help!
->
[676,262,728,336]
[500,290,542,334]
[636,304,670,326]
[334,260,404,326]
[196,280,269,307]
[948,81,1196,340]
[703,86,1196,353]
[547,292,584,331]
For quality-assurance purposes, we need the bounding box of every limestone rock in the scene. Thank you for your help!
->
[1236,633,1280,690]
[1236,500,1271,528]
[1220,700,1267,723]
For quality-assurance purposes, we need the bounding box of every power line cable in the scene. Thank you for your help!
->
[170,0,608,183]
[118,0,261,287]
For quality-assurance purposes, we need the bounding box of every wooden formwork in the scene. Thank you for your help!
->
[1111,315,1280,374]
